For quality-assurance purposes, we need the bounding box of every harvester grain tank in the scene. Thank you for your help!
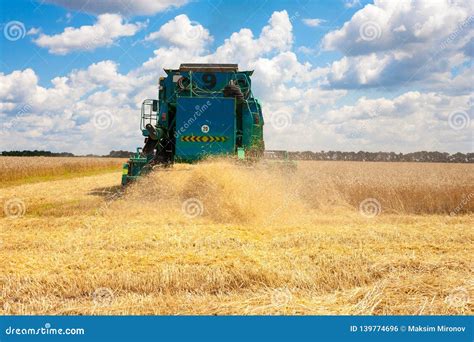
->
[122,63,265,185]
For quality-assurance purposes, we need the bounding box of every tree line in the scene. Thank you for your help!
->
[2,150,473,163]
[283,151,473,163]
[0,150,132,158]
[1,150,75,157]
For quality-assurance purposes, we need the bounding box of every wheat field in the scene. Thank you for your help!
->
[0,158,472,315]
[0,156,124,186]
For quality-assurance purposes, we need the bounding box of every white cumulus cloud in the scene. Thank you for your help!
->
[344,0,361,9]
[302,18,326,27]
[145,14,213,51]
[33,13,145,55]
[321,0,474,89]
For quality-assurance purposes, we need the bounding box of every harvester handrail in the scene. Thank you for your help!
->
[140,99,157,131]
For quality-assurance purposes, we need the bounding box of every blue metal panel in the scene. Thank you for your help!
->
[175,97,236,161]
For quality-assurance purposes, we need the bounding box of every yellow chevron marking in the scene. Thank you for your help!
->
[180,136,228,143]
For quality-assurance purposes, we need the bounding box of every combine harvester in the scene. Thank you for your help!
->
[122,63,266,185]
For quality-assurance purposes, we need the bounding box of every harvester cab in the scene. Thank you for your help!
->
[122,63,265,185]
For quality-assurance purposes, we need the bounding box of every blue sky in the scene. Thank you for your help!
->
[1,0,355,85]
[0,0,472,154]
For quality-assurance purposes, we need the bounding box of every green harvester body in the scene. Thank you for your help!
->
[122,64,265,185]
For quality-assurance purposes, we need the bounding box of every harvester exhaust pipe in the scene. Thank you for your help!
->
[223,80,244,147]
